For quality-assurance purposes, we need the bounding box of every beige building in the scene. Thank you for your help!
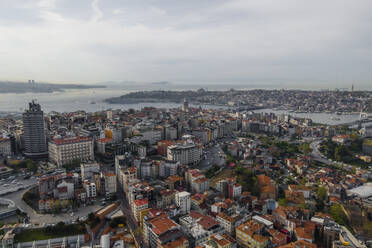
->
[48,136,94,167]
[236,220,268,248]
[133,198,148,222]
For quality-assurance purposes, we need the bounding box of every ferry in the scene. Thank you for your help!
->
[330,116,341,121]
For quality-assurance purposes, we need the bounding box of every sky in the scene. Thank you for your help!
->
[0,0,372,89]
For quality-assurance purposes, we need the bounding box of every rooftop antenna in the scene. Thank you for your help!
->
[61,237,66,248]
[76,235,80,248]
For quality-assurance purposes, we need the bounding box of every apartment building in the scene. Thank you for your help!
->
[83,180,97,199]
[132,198,148,222]
[167,141,202,166]
[236,220,268,248]
[175,191,191,215]
[103,172,117,196]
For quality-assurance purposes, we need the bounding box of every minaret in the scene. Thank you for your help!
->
[352,84,354,92]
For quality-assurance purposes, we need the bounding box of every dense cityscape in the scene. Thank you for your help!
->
[105,89,372,114]
[2,0,372,247]
[0,95,371,248]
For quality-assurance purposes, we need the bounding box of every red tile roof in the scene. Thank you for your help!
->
[51,136,91,145]
[134,198,148,207]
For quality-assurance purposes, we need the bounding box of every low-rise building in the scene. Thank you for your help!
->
[236,220,268,248]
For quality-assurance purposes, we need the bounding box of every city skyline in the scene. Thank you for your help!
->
[1,0,372,89]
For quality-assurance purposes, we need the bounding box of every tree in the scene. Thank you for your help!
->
[234,166,260,196]
[278,198,287,206]
[109,217,126,228]
[301,177,307,185]
[363,221,372,237]
[299,143,312,155]
[317,186,327,201]
[88,212,95,222]
[334,145,347,161]
[316,186,327,211]
[63,159,81,171]
[26,159,38,173]
[330,204,348,226]
[278,187,285,199]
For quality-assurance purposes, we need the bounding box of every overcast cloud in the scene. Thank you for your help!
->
[0,0,371,88]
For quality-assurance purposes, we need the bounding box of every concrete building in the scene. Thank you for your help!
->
[132,198,148,222]
[83,180,97,199]
[167,140,202,166]
[165,126,178,140]
[22,101,48,158]
[0,138,11,157]
[141,129,162,145]
[55,180,74,200]
[120,166,137,192]
[175,191,191,214]
[81,162,100,181]
[159,160,179,178]
[236,220,268,248]
[144,212,187,248]
[103,172,117,196]
[192,177,210,193]
[48,136,94,167]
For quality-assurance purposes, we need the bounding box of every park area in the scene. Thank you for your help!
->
[14,223,85,243]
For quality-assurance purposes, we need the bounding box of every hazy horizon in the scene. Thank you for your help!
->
[0,79,370,91]
[1,0,372,89]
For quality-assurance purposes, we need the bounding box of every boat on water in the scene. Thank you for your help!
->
[90,101,96,104]
[330,116,341,121]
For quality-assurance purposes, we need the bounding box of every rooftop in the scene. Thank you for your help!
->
[51,136,91,145]
[348,184,372,198]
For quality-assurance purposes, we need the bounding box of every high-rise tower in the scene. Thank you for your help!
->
[182,98,189,112]
[23,101,48,159]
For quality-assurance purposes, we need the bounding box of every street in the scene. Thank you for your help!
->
[3,187,101,225]
[0,177,38,195]
[118,188,145,248]
[310,139,334,165]
[199,144,226,171]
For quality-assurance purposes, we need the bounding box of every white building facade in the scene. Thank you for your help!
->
[48,136,94,167]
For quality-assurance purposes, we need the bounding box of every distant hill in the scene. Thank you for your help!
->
[95,80,171,86]
[0,81,106,93]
